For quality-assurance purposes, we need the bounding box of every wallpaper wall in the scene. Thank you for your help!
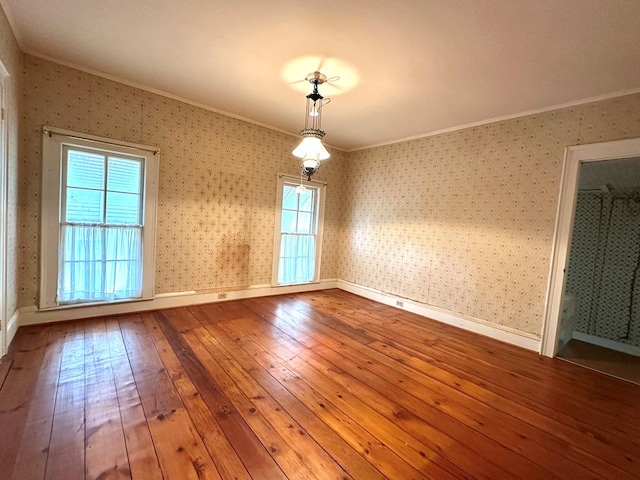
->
[15,52,640,340]
[341,94,640,336]
[19,55,346,307]
[0,6,22,328]
[566,191,640,347]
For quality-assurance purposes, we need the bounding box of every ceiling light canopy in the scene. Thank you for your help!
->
[292,71,333,181]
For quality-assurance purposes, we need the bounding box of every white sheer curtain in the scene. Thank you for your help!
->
[58,225,142,304]
[278,234,316,284]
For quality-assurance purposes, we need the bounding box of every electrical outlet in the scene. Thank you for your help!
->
[218,292,227,299]
[396,300,404,307]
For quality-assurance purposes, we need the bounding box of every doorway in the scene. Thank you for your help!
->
[542,138,640,384]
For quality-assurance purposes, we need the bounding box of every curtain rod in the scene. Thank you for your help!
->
[43,126,159,155]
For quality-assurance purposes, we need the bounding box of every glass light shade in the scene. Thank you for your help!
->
[303,158,320,169]
[292,136,330,161]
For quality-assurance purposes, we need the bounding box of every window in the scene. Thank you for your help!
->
[272,175,326,285]
[40,127,159,308]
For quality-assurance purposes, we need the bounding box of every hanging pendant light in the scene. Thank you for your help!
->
[292,71,332,180]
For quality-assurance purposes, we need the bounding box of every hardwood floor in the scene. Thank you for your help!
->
[1,289,640,479]
[558,339,640,385]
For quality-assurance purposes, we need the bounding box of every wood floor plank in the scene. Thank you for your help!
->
[211,315,464,480]
[249,293,640,478]
[326,288,637,397]
[327,335,632,480]
[362,302,640,418]
[120,314,221,480]
[191,321,353,480]
[11,324,65,480]
[44,322,86,480]
[2,291,639,480]
[150,310,286,480]
[0,327,50,477]
[179,328,319,480]
[0,358,12,391]
[141,311,253,480]
[84,319,131,480]
[290,292,640,478]
[237,309,609,479]
[312,290,640,413]
[369,337,640,476]
[278,292,640,440]
[189,306,387,480]
[104,318,163,480]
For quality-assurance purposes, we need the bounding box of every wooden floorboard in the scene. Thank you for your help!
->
[1,289,640,479]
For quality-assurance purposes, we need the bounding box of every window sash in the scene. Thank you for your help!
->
[58,225,143,304]
[61,146,144,226]
[278,233,316,284]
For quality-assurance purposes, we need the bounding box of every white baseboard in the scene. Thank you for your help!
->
[6,308,19,350]
[19,279,339,326]
[13,277,541,353]
[337,280,541,352]
[573,331,640,357]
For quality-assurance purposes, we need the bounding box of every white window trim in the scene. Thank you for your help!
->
[272,173,327,287]
[40,126,159,310]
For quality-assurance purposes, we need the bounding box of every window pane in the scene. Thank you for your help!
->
[108,157,142,193]
[278,234,315,284]
[282,185,299,210]
[106,192,141,224]
[67,150,105,189]
[66,187,104,223]
[281,210,297,233]
[297,212,312,234]
[299,189,314,212]
[58,225,142,304]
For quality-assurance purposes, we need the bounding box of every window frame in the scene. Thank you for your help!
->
[271,173,326,287]
[40,126,159,309]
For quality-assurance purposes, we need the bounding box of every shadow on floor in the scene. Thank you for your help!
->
[557,339,640,386]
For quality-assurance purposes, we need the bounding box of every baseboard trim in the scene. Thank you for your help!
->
[14,277,540,352]
[6,308,19,349]
[337,280,541,351]
[573,331,640,357]
[19,279,339,326]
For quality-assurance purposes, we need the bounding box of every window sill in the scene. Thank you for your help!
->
[38,295,154,312]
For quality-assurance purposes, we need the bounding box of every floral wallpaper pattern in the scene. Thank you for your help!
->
[340,94,640,336]
[16,52,640,339]
[567,191,640,347]
[20,55,345,305]
[0,5,21,326]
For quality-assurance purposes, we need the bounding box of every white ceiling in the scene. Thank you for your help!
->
[2,0,640,151]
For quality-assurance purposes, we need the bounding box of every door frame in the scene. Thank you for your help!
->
[0,61,8,357]
[541,137,640,357]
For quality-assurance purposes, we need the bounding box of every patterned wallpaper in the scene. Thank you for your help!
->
[15,51,640,339]
[341,94,640,336]
[0,5,22,325]
[19,55,346,306]
[566,192,640,347]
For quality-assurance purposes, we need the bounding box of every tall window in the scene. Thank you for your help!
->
[272,175,326,285]
[40,128,158,308]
